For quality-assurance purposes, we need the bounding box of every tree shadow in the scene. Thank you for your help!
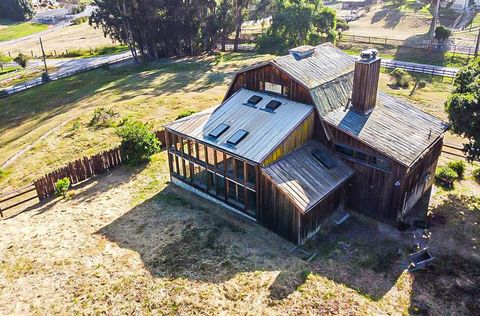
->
[96,181,405,301]
[407,194,480,315]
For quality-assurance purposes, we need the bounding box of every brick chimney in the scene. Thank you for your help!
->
[351,49,381,114]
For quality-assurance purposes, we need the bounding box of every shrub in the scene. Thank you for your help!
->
[71,16,88,25]
[70,3,86,14]
[447,160,466,179]
[89,107,119,128]
[0,169,6,180]
[336,19,349,31]
[13,53,28,68]
[176,110,197,120]
[41,72,50,83]
[54,177,71,197]
[434,26,451,43]
[390,68,412,88]
[116,120,161,165]
[417,80,427,89]
[435,166,458,188]
[472,168,480,183]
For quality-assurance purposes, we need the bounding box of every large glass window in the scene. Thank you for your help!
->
[225,155,235,178]
[246,189,256,217]
[206,146,216,167]
[235,159,245,182]
[193,165,207,189]
[246,163,256,187]
[207,171,216,195]
[197,143,206,162]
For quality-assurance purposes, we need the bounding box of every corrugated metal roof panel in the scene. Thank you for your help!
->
[323,91,449,166]
[165,89,313,163]
[262,140,354,212]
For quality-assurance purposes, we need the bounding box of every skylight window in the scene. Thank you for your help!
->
[209,124,229,139]
[227,130,249,145]
[311,149,336,169]
[247,95,263,105]
[265,100,282,111]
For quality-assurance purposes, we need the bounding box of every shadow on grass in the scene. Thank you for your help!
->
[96,180,406,301]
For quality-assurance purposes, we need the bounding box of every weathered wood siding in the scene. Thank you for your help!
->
[261,111,315,166]
[225,64,314,105]
[259,170,348,245]
[318,122,408,223]
[399,137,443,218]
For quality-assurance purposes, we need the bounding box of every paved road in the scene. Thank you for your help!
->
[3,51,133,95]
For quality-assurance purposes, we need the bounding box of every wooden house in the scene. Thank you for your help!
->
[164,44,448,245]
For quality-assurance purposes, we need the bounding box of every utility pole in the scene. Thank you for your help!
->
[429,0,441,47]
[39,37,48,73]
[475,27,480,57]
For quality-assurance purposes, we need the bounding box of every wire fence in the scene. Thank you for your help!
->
[4,53,133,96]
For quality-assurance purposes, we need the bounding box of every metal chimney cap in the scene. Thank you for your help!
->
[360,48,378,60]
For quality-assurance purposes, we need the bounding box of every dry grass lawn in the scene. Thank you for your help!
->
[0,23,117,57]
[1,51,479,315]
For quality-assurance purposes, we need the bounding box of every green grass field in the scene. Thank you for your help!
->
[0,19,49,42]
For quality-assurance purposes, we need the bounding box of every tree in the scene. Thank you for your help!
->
[445,58,480,161]
[0,0,35,20]
[0,53,12,71]
[256,0,337,54]
[13,53,28,68]
[90,0,219,59]
[434,26,451,43]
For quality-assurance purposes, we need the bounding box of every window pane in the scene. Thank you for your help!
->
[246,163,256,188]
[335,144,354,157]
[225,155,234,178]
[198,143,205,162]
[184,160,191,180]
[170,153,178,175]
[193,165,207,189]
[217,175,226,198]
[175,135,182,152]
[355,151,368,163]
[206,146,216,167]
[207,171,216,194]
[216,151,224,171]
[265,82,282,94]
[246,189,256,217]
[236,159,245,182]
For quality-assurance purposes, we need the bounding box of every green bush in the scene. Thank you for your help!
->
[70,3,86,14]
[0,168,6,181]
[435,166,458,188]
[176,110,197,119]
[13,53,28,68]
[472,168,480,184]
[72,16,88,25]
[390,68,412,88]
[417,80,427,89]
[447,160,466,179]
[116,120,161,165]
[89,107,119,128]
[336,19,349,31]
[54,177,71,197]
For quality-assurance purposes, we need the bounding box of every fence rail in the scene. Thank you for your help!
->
[380,60,458,79]
[5,54,133,97]
[0,184,37,217]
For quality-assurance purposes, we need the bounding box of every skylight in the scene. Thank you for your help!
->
[227,130,249,145]
[265,100,282,111]
[209,124,229,139]
[247,95,263,105]
[311,149,336,169]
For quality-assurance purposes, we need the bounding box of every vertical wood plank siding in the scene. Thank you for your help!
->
[261,112,315,167]
[351,59,381,114]
[225,64,314,105]
[318,122,408,223]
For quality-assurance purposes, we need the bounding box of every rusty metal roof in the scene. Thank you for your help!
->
[262,140,354,212]
[323,91,449,167]
[165,89,313,163]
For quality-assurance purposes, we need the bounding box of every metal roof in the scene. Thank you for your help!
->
[165,89,314,163]
[273,43,356,89]
[262,140,354,213]
[323,91,449,167]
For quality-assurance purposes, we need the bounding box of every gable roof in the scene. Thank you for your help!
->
[262,140,354,212]
[165,89,313,163]
[273,43,356,90]
[323,91,449,166]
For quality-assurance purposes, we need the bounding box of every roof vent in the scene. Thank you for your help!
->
[311,149,336,169]
[247,95,263,105]
[289,45,315,59]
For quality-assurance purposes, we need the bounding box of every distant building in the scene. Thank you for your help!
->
[338,0,376,10]
[164,44,448,245]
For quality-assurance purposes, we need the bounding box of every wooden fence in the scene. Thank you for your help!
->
[34,148,122,200]
[0,184,37,217]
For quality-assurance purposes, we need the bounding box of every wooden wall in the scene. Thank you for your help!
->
[318,122,408,223]
[259,170,348,245]
[261,111,315,167]
[225,64,314,105]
